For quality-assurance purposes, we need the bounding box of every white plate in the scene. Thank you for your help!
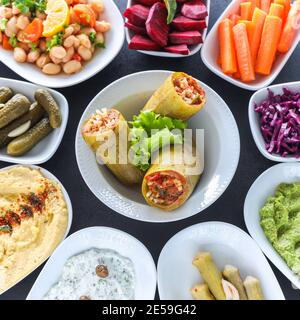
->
[0,78,68,164]
[201,0,300,91]
[244,162,300,289]
[0,0,124,88]
[0,164,73,295]
[75,70,240,223]
[249,81,300,162]
[157,221,285,300]
[125,0,210,58]
[26,226,157,300]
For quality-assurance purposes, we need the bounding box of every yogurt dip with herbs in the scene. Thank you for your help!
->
[43,248,135,300]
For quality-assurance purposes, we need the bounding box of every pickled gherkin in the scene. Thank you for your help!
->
[0,87,13,104]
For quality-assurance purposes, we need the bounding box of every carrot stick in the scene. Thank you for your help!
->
[229,13,241,25]
[269,3,285,19]
[233,23,255,82]
[255,15,282,75]
[250,7,267,64]
[238,19,255,44]
[241,2,253,20]
[274,0,291,22]
[278,0,300,53]
[249,0,261,14]
[219,19,238,74]
[260,0,271,13]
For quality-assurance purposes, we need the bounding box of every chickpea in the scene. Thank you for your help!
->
[95,21,111,33]
[18,41,30,53]
[80,28,96,36]
[27,49,40,63]
[0,7,12,19]
[63,35,76,48]
[63,60,81,74]
[36,53,50,69]
[50,46,67,59]
[62,46,75,63]
[77,45,92,61]
[63,26,74,39]
[16,15,30,30]
[70,23,81,35]
[5,16,19,38]
[12,5,21,15]
[13,47,27,63]
[42,63,61,75]
[50,55,63,65]
[76,34,91,49]
[95,32,104,44]
[90,0,104,14]
[39,39,47,52]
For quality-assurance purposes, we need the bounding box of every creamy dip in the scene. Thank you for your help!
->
[44,248,135,300]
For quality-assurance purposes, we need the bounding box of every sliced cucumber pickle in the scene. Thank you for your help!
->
[0,87,13,104]
[7,118,52,156]
[35,89,62,128]
[0,94,31,129]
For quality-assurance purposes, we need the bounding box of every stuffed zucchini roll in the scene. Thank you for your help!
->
[142,144,201,211]
[143,72,206,120]
[82,108,144,186]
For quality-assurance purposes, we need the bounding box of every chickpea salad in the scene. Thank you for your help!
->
[0,0,111,75]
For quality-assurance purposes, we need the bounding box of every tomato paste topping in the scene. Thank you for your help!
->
[174,76,204,105]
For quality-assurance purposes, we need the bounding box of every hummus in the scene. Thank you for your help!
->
[260,182,300,276]
[0,166,68,293]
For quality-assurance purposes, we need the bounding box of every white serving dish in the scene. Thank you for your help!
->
[0,78,68,164]
[125,0,210,58]
[158,221,285,300]
[249,81,300,162]
[201,0,300,91]
[0,164,73,296]
[244,162,300,289]
[0,0,124,88]
[27,226,157,300]
[75,70,240,223]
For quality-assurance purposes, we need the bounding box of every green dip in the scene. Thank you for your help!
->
[260,183,300,276]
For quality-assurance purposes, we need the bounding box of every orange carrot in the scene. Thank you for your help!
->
[238,19,255,44]
[241,2,253,20]
[249,0,261,14]
[260,0,271,12]
[232,70,241,79]
[250,8,267,64]
[229,13,242,25]
[278,0,300,53]
[233,23,255,82]
[219,19,238,74]
[2,34,13,50]
[269,3,285,19]
[255,15,282,75]
[274,0,291,22]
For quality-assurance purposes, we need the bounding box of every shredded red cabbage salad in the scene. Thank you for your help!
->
[255,88,300,158]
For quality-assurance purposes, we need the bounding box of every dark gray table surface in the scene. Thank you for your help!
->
[0,0,299,300]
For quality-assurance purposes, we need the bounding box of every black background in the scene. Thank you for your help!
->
[0,0,299,300]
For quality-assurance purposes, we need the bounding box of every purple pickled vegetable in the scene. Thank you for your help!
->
[181,0,208,20]
[255,88,300,158]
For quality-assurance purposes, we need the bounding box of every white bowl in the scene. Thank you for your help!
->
[75,70,240,223]
[0,164,73,295]
[0,77,68,165]
[244,162,300,289]
[249,81,300,162]
[158,221,285,300]
[201,0,300,91]
[26,226,157,300]
[0,0,124,88]
[125,0,210,58]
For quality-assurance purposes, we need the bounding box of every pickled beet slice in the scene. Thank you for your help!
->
[123,4,150,27]
[146,2,169,47]
[165,44,190,55]
[169,31,203,45]
[136,0,161,6]
[172,15,207,31]
[181,0,208,20]
[129,34,161,51]
[125,22,147,35]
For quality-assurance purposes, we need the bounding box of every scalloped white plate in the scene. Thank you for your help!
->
[0,0,124,88]
[27,227,156,300]
[75,70,240,223]
[0,164,72,296]
[158,221,285,300]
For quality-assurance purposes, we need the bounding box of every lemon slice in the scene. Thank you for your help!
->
[42,0,70,37]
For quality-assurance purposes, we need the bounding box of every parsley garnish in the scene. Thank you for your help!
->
[89,32,96,44]
[0,18,8,31]
[8,35,18,48]
[46,32,64,51]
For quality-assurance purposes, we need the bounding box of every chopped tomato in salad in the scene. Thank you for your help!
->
[73,4,96,27]
[145,171,185,206]
[23,18,43,43]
